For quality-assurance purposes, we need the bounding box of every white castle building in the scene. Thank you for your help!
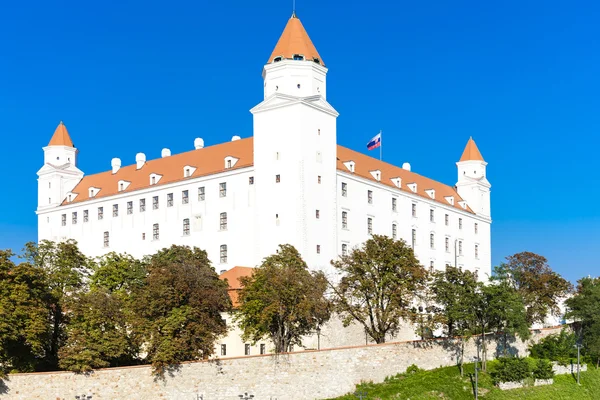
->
[37,14,491,282]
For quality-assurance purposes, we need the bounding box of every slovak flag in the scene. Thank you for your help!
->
[367,133,381,150]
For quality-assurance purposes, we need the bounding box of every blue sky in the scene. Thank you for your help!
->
[1,0,598,282]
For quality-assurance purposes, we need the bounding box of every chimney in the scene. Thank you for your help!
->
[402,162,411,172]
[231,135,241,141]
[194,138,204,150]
[136,153,146,170]
[111,158,121,174]
[161,148,171,158]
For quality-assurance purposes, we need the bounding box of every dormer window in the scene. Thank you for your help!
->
[343,161,355,173]
[293,54,304,61]
[89,187,100,198]
[118,180,131,192]
[149,174,162,186]
[183,165,197,178]
[224,156,239,169]
[273,56,282,62]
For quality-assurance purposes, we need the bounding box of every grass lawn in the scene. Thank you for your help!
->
[330,361,600,399]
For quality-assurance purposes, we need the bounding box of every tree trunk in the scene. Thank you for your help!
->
[459,338,465,377]
[481,331,487,372]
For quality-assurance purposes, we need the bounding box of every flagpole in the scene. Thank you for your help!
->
[380,130,382,161]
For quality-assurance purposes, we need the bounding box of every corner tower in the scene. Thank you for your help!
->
[37,122,84,211]
[456,138,491,219]
[251,14,338,275]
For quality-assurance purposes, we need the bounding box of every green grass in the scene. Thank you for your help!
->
[330,361,600,400]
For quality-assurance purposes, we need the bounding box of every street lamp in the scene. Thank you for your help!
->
[316,325,321,351]
[574,343,583,385]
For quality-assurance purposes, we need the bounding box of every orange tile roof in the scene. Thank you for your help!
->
[268,14,324,66]
[62,137,472,213]
[65,137,254,204]
[336,146,474,214]
[219,266,254,307]
[459,137,485,162]
[48,121,74,147]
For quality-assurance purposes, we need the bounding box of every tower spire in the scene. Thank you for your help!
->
[459,137,484,162]
[268,15,324,66]
[48,121,74,147]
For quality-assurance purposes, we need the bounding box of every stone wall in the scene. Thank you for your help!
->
[0,327,561,400]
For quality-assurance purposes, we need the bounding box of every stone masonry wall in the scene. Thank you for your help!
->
[0,327,561,400]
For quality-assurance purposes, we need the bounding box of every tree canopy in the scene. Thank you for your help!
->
[566,276,600,367]
[331,235,428,344]
[235,244,330,353]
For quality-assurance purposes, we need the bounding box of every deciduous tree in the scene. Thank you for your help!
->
[494,252,572,326]
[566,276,600,367]
[0,250,52,375]
[235,245,331,353]
[331,235,428,344]
[131,245,230,374]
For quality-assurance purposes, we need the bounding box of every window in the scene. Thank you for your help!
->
[83,210,89,223]
[260,344,266,355]
[275,174,281,183]
[151,176,156,185]
[392,198,397,212]
[140,199,146,212]
[167,193,173,207]
[316,244,321,254]
[153,223,159,240]
[183,218,190,236]
[98,207,104,220]
[367,190,373,204]
[317,175,321,184]
[430,261,434,272]
[430,209,435,222]
[103,231,109,247]
[244,344,250,356]
[119,183,124,192]
[341,182,347,197]
[342,211,348,229]
[220,212,227,230]
[367,217,373,235]
[198,186,205,201]
[315,210,320,219]
[153,196,159,210]
[113,204,118,217]
[430,233,435,249]
[142,233,146,240]
[459,241,463,256]
[459,218,463,229]
[219,182,226,197]
[221,344,227,356]
[342,243,348,256]
[226,159,232,169]
[392,223,397,239]
[412,203,417,217]
[185,168,191,177]
[475,223,478,234]
[475,244,479,259]
[220,245,227,263]
[127,201,133,215]
[249,176,254,185]
[61,214,66,226]
[412,229,416,248]
[445,237,450,252]
[445,214,449,226]
[72,212,77,225]
[182,190,189,204]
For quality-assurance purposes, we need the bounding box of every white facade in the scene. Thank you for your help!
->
[37,16,492,279]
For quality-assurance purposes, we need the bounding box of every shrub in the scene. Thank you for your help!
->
[529,329,578,365]
[533,359,555,380]
[405,364,423,375]
[491,357,531,384]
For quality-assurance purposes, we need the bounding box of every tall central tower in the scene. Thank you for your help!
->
[251,14,339,275]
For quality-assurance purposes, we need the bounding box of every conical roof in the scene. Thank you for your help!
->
[48,121,74,147]
[268,14,324,66]
[459,137,484,162]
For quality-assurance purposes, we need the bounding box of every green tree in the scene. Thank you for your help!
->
[430,266,479,376]
[494,252,572,326]
[235,244,331,354]
[566,276,600,367]
[22,240,90,370]
[131,245,230,374]
[331,235,428,344]
[58,253,146,372]
[0,250,52,375]
[472,280,530,371]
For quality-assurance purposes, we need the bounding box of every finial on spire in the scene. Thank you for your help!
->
[292,0,296,18]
